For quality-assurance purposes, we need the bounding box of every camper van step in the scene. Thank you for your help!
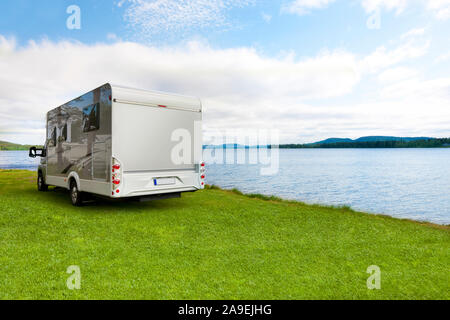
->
[137,192,181,202]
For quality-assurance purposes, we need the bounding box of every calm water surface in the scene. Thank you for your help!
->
[1,149,449,224]
[204,148,450,225]
[0,151,40,170]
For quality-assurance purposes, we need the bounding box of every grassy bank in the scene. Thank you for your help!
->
[0,170,448,300]
[0,141,39,151]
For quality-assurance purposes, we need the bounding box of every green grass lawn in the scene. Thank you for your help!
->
[0,170,448,300]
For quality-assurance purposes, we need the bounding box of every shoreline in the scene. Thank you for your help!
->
[205,184,450,229]
[0,168,448,228]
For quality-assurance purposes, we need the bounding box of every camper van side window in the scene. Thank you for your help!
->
[82,103,100,132]
[50,127,56,147]
[60,124,68,142]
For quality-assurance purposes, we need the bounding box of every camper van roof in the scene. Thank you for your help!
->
[110,83,202,113]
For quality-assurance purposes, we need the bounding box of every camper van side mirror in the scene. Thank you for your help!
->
[29,147,37,158]
[29,147,46,158]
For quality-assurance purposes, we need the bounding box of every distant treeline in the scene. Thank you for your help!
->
[0,141,40,151]
[280,138,450,149]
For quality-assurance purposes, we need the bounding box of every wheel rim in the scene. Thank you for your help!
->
[71,186,78,203]
[38,176,42,188]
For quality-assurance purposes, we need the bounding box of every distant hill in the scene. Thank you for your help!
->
[281,136,450,149]
[312,138,353,144]
[0,141,39,151]
[355,136,433,143]
[312,136,434,145]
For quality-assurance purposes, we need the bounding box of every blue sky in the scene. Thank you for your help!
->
[1,0,446,55]
[1,0,450,144]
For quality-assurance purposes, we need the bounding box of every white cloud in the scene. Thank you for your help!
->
[283,0,450,20]
[0,33,447,145]
[380,76,450,100]
[281,0,336,15]
[118,0,254,39]
[282,0,405,16]
[359,28,429,75]
[435,52,450,63]
[401,27,426,39]
[0,35,16,54]
[107,33,119,41]
[359,39,429,73]
[361,0,450,19]
[377,67,418,83]
[427,0,450,19]
[360,0,408,14]
[0,35,360,144]
[261,12,272,23]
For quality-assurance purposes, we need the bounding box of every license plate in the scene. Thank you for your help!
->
[154,178,176,186]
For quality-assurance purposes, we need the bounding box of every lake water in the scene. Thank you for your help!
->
[1,149,449,225]
[0,150,40,170]
[204,148,450,225]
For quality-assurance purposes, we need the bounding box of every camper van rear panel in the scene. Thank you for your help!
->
[110,85,203,198]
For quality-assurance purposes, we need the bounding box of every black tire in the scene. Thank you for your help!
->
[70,180,84,206]
[37,172,48,192]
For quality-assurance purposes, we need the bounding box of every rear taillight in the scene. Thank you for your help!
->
[200,162,205,188]
[112,157,122,195]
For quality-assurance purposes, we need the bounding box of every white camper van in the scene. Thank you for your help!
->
[29,84,205,206]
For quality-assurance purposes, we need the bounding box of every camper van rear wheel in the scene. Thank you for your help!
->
[37,172,48,192]
[70,180,84,206]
